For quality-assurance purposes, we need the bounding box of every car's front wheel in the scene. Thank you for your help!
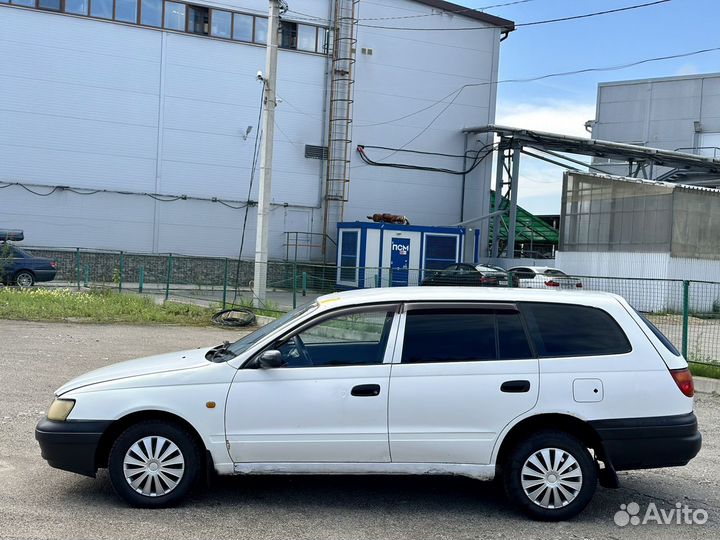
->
[108,420,201,508]
[503,430,597,521]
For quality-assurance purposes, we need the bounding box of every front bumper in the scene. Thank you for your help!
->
[35,418,112,477]
[590,412,702,471]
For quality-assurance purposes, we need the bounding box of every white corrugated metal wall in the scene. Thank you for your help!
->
[0,0,502,259]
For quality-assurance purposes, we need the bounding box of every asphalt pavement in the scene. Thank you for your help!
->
[1,320,718,540]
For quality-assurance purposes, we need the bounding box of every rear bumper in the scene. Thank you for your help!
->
[35,418,112,477]
[34,269,57,282]
[590,412,701,471]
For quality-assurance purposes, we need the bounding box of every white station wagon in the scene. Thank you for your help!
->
[36,287,701,520]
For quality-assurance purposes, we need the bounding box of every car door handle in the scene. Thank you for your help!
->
[351,384,381,397]
[501,380,531,393]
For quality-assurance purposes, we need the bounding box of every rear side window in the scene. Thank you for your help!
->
[520,302,631,357]
[634,309,681,357]
[401,308,533,364]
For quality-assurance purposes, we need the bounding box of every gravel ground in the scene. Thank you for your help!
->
[0,320,718,540]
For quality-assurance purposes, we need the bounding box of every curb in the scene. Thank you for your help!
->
[694,376,720,395]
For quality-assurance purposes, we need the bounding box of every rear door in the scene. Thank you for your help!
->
[388,303,539,465]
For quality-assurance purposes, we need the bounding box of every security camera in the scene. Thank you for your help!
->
[256,70,264,81]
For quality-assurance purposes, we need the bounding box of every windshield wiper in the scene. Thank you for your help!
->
[205,341,236,362]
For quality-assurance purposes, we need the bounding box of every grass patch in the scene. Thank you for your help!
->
[0,287,215,325]
[689,361,720,380]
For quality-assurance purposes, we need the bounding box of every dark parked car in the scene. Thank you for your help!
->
[0,243,57,287]
[421,263,517,287]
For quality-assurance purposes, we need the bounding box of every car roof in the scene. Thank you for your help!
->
[315,286,621,310]
[509,266,559,272]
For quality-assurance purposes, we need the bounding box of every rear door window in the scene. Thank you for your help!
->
[520,302,631,357]
[401,307,533,364]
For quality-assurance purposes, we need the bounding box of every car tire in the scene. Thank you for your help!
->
[14,271,35,287]
[108,420,202,508]
[503,430,597,521]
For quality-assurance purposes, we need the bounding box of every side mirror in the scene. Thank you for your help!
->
[257,350,283,369]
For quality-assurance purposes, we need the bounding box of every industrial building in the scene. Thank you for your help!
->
[0,0,513,262]
[589,73,720,185]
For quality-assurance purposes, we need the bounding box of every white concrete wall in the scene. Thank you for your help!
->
[0,1,502,259]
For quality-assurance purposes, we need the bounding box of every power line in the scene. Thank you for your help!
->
[0,181,251,207]
[357,45,720,130]
[286,0,669,29]
[233,80,266,305]
[286,0,536,23]
[357,143,497,175]
[356,0,670,30]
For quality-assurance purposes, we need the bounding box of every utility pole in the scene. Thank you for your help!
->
[252,0,282,307]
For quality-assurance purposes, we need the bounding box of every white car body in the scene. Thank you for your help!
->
[36,287,701,518]
[508,266,583,290]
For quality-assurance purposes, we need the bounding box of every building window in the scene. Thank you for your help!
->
[424,235,458,270]
[140,0,161,26]
[90,0,114,19]
[279,20,297,49]
[254,16,267,44]
[210,9,231,38]
[115,0,137,23]
[232,12,252,41]
[164,1,185,31]
[65,0,88,15]
[0,0,328,56]
[38,0,61,11]
[187,4,208,35]
[297,24,316,51]
[339,230,359,284]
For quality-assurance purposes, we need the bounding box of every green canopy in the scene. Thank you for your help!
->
[488,192,559,244]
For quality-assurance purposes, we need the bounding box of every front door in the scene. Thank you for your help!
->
[225,305,400,463]
[390,238,410,287]
[388,303,539,464]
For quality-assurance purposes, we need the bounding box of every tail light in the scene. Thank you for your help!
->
[670,367,694,397]
[480,276,496,284]
[51,261,57,269]
[544,280,560,287]
[576,282,583,288]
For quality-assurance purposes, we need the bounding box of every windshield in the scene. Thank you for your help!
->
[224,302,319,357]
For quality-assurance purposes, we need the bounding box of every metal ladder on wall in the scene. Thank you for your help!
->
[322,0,359,259]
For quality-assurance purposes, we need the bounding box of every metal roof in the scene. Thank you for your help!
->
[464,124,720,184]
[413,0,515,30]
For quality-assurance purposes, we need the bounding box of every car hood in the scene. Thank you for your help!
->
[55,347,213,395]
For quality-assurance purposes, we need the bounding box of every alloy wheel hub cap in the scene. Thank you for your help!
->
[521,447,583,509]
[123,436,185,497]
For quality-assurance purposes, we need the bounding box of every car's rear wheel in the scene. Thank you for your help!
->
[108,420,201,508]
[503,430,597,521]
[15,271,34,287]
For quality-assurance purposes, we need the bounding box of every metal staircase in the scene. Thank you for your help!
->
[322,0,359,258]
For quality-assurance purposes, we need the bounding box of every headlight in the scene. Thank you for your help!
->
[47,399,75,421]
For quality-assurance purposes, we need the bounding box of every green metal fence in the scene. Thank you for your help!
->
[13,246,720,367]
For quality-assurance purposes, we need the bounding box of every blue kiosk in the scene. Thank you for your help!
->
[336,222,466,289]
